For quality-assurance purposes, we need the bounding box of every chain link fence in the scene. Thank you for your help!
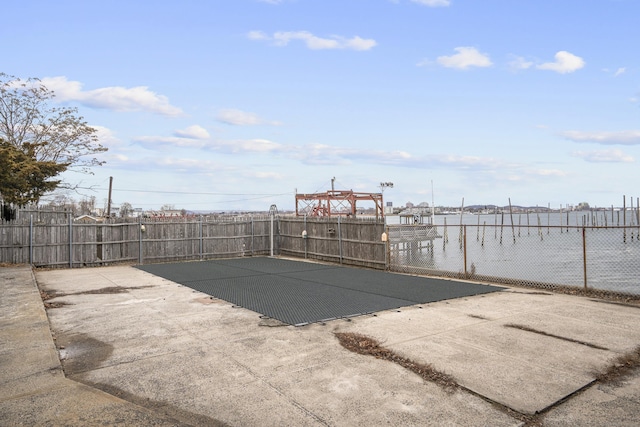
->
[388,223,640,296]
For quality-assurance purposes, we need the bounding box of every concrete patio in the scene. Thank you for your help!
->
[2,261,640,426]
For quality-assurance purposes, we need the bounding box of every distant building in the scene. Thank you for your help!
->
[385,201,393,215]
[74,215,103,223]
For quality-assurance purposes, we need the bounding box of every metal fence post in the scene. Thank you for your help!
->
[251,216,255,256]
[463,225,468,277]
[138,216,143,265]
[582,227,588,289]
[69,213,73,268]
[385,225,390,271]
[338,215,343,264]
[29,215,33,265]
[270,211,274,256]
[303,215,308,259]
[199,216,203,260]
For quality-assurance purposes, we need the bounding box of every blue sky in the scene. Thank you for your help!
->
[3,0,639,211]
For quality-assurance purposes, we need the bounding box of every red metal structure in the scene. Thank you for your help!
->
[295,190,385,219]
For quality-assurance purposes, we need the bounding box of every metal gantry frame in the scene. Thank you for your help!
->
[295,190,385,220]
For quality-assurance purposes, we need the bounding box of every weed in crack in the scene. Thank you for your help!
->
[594,346,640,384]
[334,332,546,425]
[467,314,490,320]
[334,332,458,392]
[40,289,68,308]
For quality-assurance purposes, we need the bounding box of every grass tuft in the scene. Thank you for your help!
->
[595,346,640,384]
[334,332,458,392]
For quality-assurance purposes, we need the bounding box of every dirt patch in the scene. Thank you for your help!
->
[590,299,640,309]
[595,346,640,384]
[39,285,156,305]
[258,317,288,327]
[40,289,69,308]
[44,300,69,308]
[522,284,640,305]
[506,291,552,296]
[504,324,609,351]
[40,289,57,300]
[334,332,458,392]
[193,296,222,305]
[55,333,114,375]
[467,314,490,320]
[74,285,155,295]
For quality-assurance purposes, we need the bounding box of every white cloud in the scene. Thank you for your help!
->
[247,30,268,41]
[248,30,377,51]
[218,139,285,153]
[132,129,522,176]
[134,134,286,154]
[173,125,210,139]
[572,149,634,163]
[134,135,211,150]
[250,171,285,180]
[91,125,122,148]
[561,130,640,145]
[39,76,83,98]
[508,55,533,71]
[344,36,378,51]
[530,169,569,177]
[217,109,281,126]
[537,51,585,74]
[436,154,497,169]
[436,47,492,70]
[153,157,236,174]
[614,67,626,77]
[40,76,183,116]
[411,0,451,6]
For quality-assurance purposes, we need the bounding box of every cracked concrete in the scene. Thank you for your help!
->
[2,262,640,426]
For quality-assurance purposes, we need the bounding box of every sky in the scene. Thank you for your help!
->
[2,0,639,212]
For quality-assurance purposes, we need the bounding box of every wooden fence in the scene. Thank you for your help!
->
[279,216,386,269]
[0,214,386,269]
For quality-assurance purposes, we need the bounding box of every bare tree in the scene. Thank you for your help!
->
[78,196,97,215]
[0,73,107,203]
[120,202,133,218]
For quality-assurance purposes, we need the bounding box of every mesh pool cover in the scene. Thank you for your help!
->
[136,257,503,326]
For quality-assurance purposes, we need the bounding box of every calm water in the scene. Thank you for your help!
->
[387,210,640,227]
[386,212,640,295]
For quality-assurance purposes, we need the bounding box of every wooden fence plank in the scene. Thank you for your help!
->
[0,216,385,269]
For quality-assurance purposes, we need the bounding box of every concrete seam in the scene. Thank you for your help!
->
[224,351,332,427]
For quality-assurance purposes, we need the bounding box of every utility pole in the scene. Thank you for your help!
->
[106,176,113,218]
